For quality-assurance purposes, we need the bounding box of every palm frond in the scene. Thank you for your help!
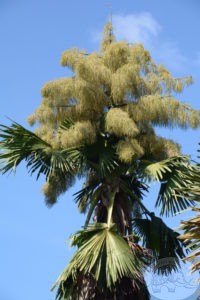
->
[156,172,195,217]
[179,208,200,275]
[177,165,200,200]
[52,223,147,299]
[84,186,102,226]
[98,145,119,177]
[0,122,74,180]
[73,183,97,213]
[132,214,186,274]
[173,146,200,278]
[137,156,189,182]
[139,159,173,182]
[86,142,119,178]
[73,169,101,213]
[128,156,195,216]
[60,135,119,180]
[155,157,196,216]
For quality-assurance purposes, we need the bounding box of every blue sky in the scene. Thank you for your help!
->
[0,1,200,299]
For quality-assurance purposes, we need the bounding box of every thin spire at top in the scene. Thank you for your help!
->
[101,3,115,51]
[108,3,113,44]
[107,2,113,24]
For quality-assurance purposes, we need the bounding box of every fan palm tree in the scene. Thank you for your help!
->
[177,152,200,278]
[0,21,200,299]
[0,121,196,299]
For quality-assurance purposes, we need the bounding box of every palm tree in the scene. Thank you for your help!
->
[0,121,196,299]
[177,151,200,278]
[0,22,199,299]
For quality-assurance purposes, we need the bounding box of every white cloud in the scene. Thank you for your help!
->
[91,12,160,48]
[113,12,161,46]
[112,13,191,73]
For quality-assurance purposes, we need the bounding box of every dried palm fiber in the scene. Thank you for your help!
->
[139,133,181,160]
[60,48,86,70]
[111,63,141,104]
[103,42,130,72]
[127,95,200,128]
[101,21,116,52]
[73,78,107,115]
[116,139,144,164]
[42,174,75,206]
[105,108,139,137]
[27,22,200,161]
[60,120,96,148]
[74,53,111,86]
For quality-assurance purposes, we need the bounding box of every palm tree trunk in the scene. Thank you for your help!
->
[78,274,150,300]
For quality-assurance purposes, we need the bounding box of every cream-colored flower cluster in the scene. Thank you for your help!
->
[27,21,200,169]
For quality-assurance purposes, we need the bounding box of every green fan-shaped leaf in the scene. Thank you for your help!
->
[137,156,189,182]
[52,223,146,299]
[127,156,195,216]
[0,122,73,179]
[155,157,196,216]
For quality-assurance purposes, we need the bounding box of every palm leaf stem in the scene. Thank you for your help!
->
[107,190,117,228]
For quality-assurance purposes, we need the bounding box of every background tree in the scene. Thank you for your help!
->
[178,147,200,279]
[0,22,200,299]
